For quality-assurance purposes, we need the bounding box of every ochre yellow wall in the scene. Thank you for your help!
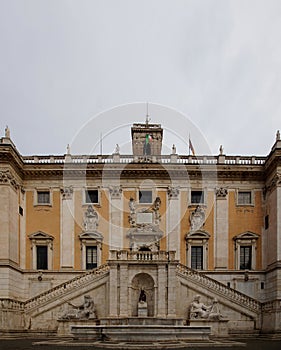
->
[228,191,263,270]
[25,189,61,270]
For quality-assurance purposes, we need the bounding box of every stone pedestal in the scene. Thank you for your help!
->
[189,319,229,337]
[138,301,148,317]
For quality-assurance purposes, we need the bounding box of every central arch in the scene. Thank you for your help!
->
[131,273,155,316]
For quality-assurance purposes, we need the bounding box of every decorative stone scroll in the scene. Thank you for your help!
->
[60,186,73,200]
[109,185,122,199]
[190,205,205,231]
[215,187,228,198]
[0,169,20,191]
[167,186,180,199]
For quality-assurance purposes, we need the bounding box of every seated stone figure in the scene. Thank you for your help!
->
[208,298,223,321]
[60,295,97,320]
[189,295,212,319]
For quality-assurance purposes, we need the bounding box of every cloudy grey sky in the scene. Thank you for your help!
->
[0,0,280,156]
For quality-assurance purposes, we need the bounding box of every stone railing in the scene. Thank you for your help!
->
[0,298,24,311]
[109,250,176,262]
[22,154,267,165]
[176,264,261,313]
[23,264,110,312]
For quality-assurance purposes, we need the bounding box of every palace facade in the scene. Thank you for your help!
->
[0,121,281,336]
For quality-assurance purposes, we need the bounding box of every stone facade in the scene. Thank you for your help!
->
[0,123,281,336]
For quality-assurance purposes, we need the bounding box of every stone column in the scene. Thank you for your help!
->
[215,188,228,269]
[109,186,123,250]
[167,186,180,260]
[157,264,167,317]
[119,264,128,316]
[60,186,74,269]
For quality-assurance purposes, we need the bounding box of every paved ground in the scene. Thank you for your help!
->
[0,338,281,350]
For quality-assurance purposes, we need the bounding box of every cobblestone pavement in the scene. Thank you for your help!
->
[0,338,281,350]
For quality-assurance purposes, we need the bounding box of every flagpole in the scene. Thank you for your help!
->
[188,133,190,156]
[100,132,103,155]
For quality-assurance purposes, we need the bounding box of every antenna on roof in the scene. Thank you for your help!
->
[145,102,151,125]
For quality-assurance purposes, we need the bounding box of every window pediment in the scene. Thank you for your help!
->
[28,231,54,241]
[185,230,210,241]
[233,231,259,241]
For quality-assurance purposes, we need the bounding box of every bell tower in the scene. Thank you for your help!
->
[131,116,163,158]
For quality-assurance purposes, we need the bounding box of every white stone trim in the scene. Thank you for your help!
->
[79,234,102,269]
[33,188,53,206]
[185,230,210,270]
[233,231,259,270]
[28,231,54,270]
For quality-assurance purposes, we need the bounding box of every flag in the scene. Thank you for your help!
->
[145,134,153,144]
[189,138,195,156]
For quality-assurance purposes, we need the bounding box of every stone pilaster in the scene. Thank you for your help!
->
[0,170,19,264]
[167,263,177,317]
[167,187,180,260]
[215,188,228,269]
[157,264,167,317]
[109,186,123,250]
[109,264,118,317]
[60,187,74,269]
[119,264,128,316]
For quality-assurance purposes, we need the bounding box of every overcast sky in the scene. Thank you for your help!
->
[0,0,281,156]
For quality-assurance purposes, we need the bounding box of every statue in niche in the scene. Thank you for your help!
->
[84,205,98,232]
[60,295,97,320]
[190,206,205,231]
[139,288,147,303]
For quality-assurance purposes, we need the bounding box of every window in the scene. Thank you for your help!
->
[186,231,210,270]
[85,190,99,204]
[86,246,97,270]
[191,190,204,204]
[237,191,252,205]
[19,206,23,216]
[139,190,152,204]
[233,232,259,270]
[29,231,54,270]
[265,215,269,230]
[191,246,203,270]
[240,246,252,270]
[37,190,50,204]
[36,246,48,270]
